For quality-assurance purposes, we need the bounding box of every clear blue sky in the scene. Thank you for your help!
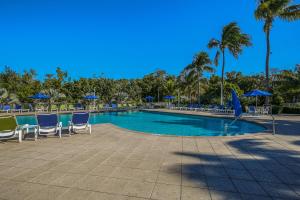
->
[0,0,299,80]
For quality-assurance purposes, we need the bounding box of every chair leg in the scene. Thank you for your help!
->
[68,126,72,136]
[58,128,62,138]
[89,125,92,134]
[34,128,37,141]
[18,130,22,143]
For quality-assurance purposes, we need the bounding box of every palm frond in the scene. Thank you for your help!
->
[207,39,220,49]
[280,4,300,21]
[214,51,220,66]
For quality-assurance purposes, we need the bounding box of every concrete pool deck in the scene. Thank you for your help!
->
[0,109,300,199]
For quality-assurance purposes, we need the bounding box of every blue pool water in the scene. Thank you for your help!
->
[16,111,265,136]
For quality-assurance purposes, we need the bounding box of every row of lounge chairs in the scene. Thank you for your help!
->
[171,104,235,114]
[0,103,139,113]
[245,105,270,115]
[0,104,30,113]
[0,112,92,143]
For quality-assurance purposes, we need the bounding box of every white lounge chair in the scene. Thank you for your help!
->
[36,114,62,139]
[68,112,91,134]
[0,116,23,143]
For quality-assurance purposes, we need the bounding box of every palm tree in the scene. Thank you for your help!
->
[208,22,251,105]
[255,0,300,92]
[183,52,214,105]
[0,87,20,105]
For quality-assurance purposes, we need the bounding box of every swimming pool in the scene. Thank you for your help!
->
[16,111,266,136]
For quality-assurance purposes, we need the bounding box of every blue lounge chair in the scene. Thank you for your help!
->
[75,103,84,110]
[68,112,91,134]
[247,105,257,115]
[1,105,11,113]
[104,104,111,110]
[0,116,23,143]
[111,104,118,110]
[36,114,62,138]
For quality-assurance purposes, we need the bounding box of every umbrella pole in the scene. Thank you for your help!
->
[256,96,258,107]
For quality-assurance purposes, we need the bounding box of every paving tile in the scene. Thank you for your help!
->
[210,190,242,200]
[89,165,117,176]
[260,182,300,199]
[181,186,211,200]
[0,182,41,200]
[232,179,267,196]
[49,173,84,187]
[276,172,300,185]
[122,180,155,198]
[150,183,181,200]
[56,188,93,200]
[204,166,228,178]
[11,168,45,182]
[25,185,67,200]
[30,171,65,184]
[157,172,181,185]
[87,192,129,200]
[73,174,105,191]
[240,194,272,200]
[0,166,28,179]
[206,177,236,192]
[98,177,129,194]
[249,170,281,183]
[225,169,253,181]
[181,173,207,188]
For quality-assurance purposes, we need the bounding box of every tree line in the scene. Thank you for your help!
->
[0,0,299,107]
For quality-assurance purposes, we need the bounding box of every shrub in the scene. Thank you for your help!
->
[272,106,300,114]
[282,106,300,114]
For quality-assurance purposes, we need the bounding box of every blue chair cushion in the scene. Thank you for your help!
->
[37,114,58,127]
[72,112,89,125]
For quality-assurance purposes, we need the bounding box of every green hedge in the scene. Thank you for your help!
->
[272,106,300,114]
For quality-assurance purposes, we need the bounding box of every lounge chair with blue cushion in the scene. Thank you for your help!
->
[1,105,11,113]
[68,112,91,134]
[12,104,30,113]
[36,114,62,138]
[247,105,257,115]
[75,103,84,110]
[111,104,118,110]
[0,116,23,142]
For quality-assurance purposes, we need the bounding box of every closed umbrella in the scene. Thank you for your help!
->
[232,89,242,118]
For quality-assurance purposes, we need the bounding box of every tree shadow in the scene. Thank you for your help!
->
[170,138,300,199]
[292,140,300,146]
[247,117,300,136]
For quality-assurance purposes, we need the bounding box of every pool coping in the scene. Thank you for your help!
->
[15,109,274,138]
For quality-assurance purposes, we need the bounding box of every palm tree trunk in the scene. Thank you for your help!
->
[157,88,159,103]
[265,29,270,104]
[221,50,225,106]
[198,73,201,105]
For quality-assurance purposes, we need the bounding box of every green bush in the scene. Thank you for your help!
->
[271,105,283,114]
[282,107,300,114]
[272,106,300,114]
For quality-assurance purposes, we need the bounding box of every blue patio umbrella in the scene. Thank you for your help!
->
[164,95,175,105]
[29,93,50,99]
[145,96,154,102]
[164,95,175,100]
[84,95,98,100]
[232,89,242,118]
[243,89,272,107]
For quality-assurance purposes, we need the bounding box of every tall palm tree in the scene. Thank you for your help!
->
[208,22,251,105]
[255,0,300,92]
[183,52,214,105]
